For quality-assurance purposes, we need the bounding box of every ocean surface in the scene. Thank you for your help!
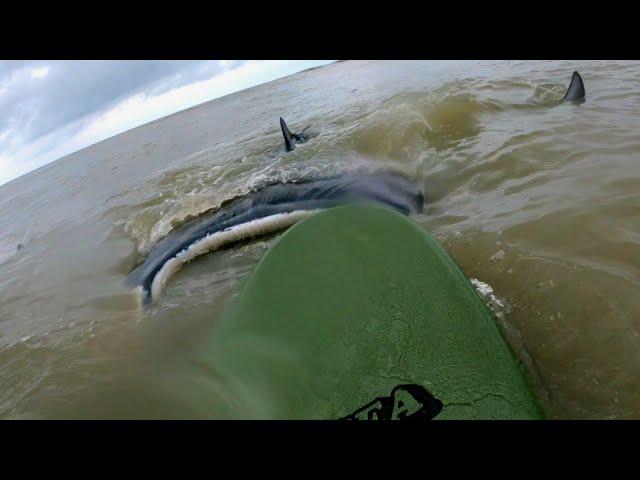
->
[1,60,639,419]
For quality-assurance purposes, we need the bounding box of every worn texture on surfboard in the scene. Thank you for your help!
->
[153,205,544,419]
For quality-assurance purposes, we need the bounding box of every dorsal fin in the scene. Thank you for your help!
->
[280,117,295,151]
[562,71,586,103]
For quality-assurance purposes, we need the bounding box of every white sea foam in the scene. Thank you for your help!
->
[470,278,510,321]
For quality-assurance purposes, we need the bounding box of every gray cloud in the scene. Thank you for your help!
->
[0,60,333,185]
[0,60,242,153]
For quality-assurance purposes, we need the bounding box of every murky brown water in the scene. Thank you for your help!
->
[1,60,639,419]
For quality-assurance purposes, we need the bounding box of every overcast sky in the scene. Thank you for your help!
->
[0,60,334,186]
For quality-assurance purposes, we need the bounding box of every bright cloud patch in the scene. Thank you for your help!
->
[30,66,50,79]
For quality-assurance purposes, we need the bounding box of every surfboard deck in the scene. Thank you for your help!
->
[174,204,543,419]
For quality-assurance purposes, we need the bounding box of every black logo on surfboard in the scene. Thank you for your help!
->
[342,384,443,420]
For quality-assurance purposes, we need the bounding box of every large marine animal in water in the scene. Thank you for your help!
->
[126,170,424,302]
[126,70,585,303]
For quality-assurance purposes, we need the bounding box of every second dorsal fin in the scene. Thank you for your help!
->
[280,117,295,151]
[562,71,586,103]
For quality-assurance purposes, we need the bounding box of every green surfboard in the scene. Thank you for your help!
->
[165,204,543,419]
